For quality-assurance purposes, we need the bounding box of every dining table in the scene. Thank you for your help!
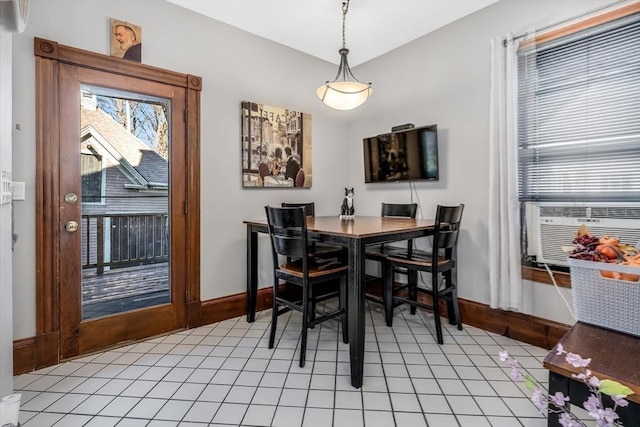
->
[244,215,436,388]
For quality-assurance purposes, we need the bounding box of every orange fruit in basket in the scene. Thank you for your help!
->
[596,244,619,260]
[619,260,640,282]
[599,270,617,279]
[599,235,619,246]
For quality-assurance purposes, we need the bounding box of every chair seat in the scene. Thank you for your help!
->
[279,259,348,278]
[386,252,454,269]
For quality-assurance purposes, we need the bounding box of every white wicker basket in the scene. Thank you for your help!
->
[568,258,640,337]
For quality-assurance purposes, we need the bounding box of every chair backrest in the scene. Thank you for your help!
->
[295,168,305,187]
[282,202,315,217]
[381,203,418,251]
[265,206,309,269]
[381,203,418,218]
[432,204,464,261]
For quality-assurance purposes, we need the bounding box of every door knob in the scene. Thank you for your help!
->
[65,221,79,232]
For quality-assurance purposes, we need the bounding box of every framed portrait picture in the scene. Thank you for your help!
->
[241,101,312,188]
[110,18,142,62]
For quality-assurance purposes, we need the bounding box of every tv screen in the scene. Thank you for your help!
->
[363,125,439,183]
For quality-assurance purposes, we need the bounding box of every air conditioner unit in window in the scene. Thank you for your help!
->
[525,202,640,267]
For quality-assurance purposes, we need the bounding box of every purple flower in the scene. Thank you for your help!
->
[611,395,628,408]
[601,407,620,424]
[591,409,607,426]
[572,372,587,381]
[550,391,569,407]
[584,395,600,413]
[572,369,593,383]
[566,352,591,368]
[556,343,566,355]
[589,407,619,427]
[559,413,578,427]
[587,375,601,388]
[584,395,620,427]
[531,387,548,413]
[510,366,522,381]
[499,350,509,361]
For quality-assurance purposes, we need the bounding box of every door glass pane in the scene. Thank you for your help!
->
[80,85,171,320]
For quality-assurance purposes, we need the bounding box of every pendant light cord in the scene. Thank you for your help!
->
[342,1,349,50]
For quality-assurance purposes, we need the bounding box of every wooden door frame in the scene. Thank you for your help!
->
[34,37,201,368]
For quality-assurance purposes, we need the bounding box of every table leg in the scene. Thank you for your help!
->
[246,226,258,323]
[348,238,365,388]
[547,371,570,427]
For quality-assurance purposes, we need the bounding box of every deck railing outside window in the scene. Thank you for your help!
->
[82,213,169,275]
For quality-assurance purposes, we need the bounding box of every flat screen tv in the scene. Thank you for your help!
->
[363,124,439,183]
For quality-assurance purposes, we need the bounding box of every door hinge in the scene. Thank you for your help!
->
[184,200,188,214]
[184,110,188,122]
[185,290,189,302]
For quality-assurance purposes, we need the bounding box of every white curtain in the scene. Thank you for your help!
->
[488,35,529,312]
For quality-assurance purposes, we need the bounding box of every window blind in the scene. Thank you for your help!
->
[517,13,640,202]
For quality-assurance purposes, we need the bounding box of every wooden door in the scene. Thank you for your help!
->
[34,38,201,365]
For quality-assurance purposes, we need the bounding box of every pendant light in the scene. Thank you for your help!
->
[316,0,372,110]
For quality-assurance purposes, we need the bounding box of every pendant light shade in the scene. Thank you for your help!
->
[317,1,372,110]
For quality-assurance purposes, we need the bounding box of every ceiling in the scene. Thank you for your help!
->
[166,0,500,66]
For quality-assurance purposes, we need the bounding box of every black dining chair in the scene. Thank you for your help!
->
[365,203,417,322]
[282,202,318,216]
[383,204,464,344]
[265,206,349,367]
[281,202,347,324]
[281,202,346,261]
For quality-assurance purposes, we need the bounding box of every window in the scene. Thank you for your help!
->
[517,7,640,203]
[81,152,103,203]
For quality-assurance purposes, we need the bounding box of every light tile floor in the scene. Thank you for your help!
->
[15,302,555,426]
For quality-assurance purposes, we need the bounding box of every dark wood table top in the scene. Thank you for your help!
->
[244,215,436,238]
[543,322,640,404]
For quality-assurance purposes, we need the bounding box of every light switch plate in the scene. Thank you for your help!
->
[12,182,25,201]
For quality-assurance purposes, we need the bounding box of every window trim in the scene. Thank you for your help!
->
[522,266,571,288]
[518,2,640,52]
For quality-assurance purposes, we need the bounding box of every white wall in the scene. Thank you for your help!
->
[345,0,612,324]
[1,30,14,396]
[11,0,352,340]
[10,0,614,343]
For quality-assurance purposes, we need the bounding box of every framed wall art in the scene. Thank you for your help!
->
[241,101,312,188]
[110,18,142,62]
